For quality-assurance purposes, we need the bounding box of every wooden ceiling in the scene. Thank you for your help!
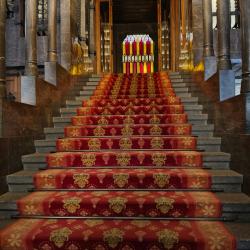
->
[113,0,158,24]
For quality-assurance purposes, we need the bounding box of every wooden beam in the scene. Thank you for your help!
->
[95,0,101,73]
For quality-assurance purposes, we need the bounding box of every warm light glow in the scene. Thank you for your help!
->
[122,35,154,74]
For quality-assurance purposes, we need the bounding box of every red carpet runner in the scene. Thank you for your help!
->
[0,73,236,249]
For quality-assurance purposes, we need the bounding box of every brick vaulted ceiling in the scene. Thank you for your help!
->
[113,0,158,24]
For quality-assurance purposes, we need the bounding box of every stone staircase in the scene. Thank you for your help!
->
[0,72,250,249]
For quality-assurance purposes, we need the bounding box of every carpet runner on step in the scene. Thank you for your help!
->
[34,168,211,190]
[83,96,182,107]
[0,72,236,250]
[56,136,197,151]
[0,219,236,249]
[77,104,185,116]
[17,191,221,218]
[65,124,193,137]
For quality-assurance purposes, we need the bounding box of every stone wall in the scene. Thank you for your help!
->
[192,72,250,195]
[0,64,73,193]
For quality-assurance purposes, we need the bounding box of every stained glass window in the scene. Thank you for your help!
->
[37,0,48,35]
[122,35,154,74]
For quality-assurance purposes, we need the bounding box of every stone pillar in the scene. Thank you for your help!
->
[48,0,57,62]
[191,0,204,66]
[45,0,58,85]
[217,0,232,70]
[80,0,86,42]
[25,0,38,76]
[203,0,217,80]
[89,0,95,59]
[0,0,6,98]
[203,0,214,57]
[60,0,71,70]
[240,0,250,93]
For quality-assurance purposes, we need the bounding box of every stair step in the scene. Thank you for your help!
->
[171,79,193,83]
[60,108,203,117]
[66,100,82,107]
[218,193,250,220]
[88,77,101,81]
[80,88,190,96]
[0,218,239,249]
[43,124,215,140]
[0,219,248,248]
[176,92,192,98]
[169,72,192,77]
[21,151,230,171]
[225,222,250,249]
[0,191,249,220]
[17,191,223,218]
[169,76,192,79]
[53,114,208,128]
[82,86,97,91]
[7,169,243,193]
[1,72,249,247]
[78,90,94,96]
[34,136,221,153]
[75,95,94,101]
[66,97,200,108]
[78,78,100,83]
[86,81,100,86]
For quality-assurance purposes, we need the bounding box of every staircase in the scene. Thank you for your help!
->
[0,72,250,249]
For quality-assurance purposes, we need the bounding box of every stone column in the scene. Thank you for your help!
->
[0,0,6,98]
[25,0,38,76]
[217,0,232,70]
[80,0,86,42]
[60,0,71,70]
[203,0,214,57]
[240,0,250,93]
[48,0,57,62]
[89,0,95,59]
